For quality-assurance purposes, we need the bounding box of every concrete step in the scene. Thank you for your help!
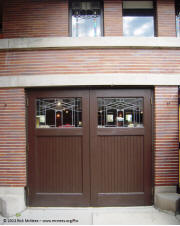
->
[155,193,180,214]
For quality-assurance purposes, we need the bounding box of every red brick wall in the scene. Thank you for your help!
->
[104,0,123,36]
[2,0,178,38]
[0,64,179,188]
[3,0,68,38]
[154,86,179,186]
[156,0,176,37]
[0,88,26,186]
[0,49,179,76]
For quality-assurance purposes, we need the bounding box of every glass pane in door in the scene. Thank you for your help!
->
[36,98,82,128]
[98,98,143,128]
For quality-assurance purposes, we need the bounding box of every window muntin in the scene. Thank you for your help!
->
[36,98,82,128]
[123,1,155,37]
[98,98,143,128]
[71,0,102,37]
[176,1,180,37]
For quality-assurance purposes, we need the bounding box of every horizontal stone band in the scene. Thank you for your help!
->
[0,73,180,87]
[0,37,180,50]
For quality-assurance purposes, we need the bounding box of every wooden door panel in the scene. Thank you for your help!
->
[27,88,152,207]
[97,136,144,193]
[27,89,90,207]
[36,136,83,193]
[90,89,152,206]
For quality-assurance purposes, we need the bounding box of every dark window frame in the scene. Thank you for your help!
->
[122,0,157,37]
[68,0,104,37]
[123,9,154,17]
[175,0,180,15]
[175,0,180,37]
[0,0,3,34]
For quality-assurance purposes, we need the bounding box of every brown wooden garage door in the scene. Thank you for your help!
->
[27,88,152,207]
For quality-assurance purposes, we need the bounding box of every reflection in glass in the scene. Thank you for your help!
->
[36,98,82,128]
[72,16,101,37]
[176,1,180,37]
[98,98,143,128]
[176,14,180,37]
[123,16,154,37]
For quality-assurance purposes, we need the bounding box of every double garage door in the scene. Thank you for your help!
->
[27,88,152,207]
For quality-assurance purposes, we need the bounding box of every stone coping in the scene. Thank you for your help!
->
[0,36,180,50]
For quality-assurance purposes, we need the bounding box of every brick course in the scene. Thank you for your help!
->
[1,0,178,38]
[154,86,179,186]
[0,49,179,76]
[156,0,176,37]
[0,88,26,186]
[0,0,179,189]
[0,86,179,187]
[3,0,68,38]
[104,0,123,36]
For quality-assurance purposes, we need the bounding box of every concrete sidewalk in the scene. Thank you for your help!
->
[0,206,180,225]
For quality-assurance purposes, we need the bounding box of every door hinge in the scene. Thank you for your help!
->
[150,97,153,105]
[26,98,29,107]
[27,187,30,197]
[152,187,154,195]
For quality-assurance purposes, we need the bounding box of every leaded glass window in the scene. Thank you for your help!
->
[71,0,102,37]
[98,98,143,128]
[36,98,82,128]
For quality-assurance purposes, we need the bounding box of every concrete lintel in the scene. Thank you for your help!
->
[0,37,179,50]
[0,39,9,49]
[0,73,180,88]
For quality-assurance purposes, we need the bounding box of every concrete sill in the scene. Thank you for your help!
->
[0,36,180,50]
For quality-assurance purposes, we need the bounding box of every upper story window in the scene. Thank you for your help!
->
[70,0,103,37]
[123,1,155,37]
[176,0,180,37]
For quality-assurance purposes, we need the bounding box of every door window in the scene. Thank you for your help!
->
[36,98,82,128]
[98,98,143,128]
